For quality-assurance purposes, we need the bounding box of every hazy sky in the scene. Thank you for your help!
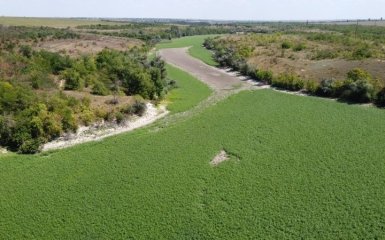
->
[0,0,384,20]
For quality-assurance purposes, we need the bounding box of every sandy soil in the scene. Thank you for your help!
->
[43,103,168,151]
[159,47,258,91]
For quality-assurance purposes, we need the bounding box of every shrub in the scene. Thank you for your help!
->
[255,70,274,84]
[80,110,95,126]
[340,79,375,103]
[92,81,109,96]
[126,100,147,117]
[19,45,33,58]
[18,138,42,154]
[61,108,78,132]
[305,80,319,94]
[313,49,338,60]
[272,73,305,91]
[375,88,385,107]
[352,47,372,60]
[316,79,335,97]
[340,69,375,103]
[293,43,306,52]
[347,68,372,82]
[115,112,125,124]
[281,41,292,49]
[62,69,84,90]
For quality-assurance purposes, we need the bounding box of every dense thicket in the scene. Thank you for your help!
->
[0,29,168,153]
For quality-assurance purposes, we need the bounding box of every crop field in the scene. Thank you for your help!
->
[0,17,118,28]
[1,89,385,239]
[164,64,212,113]
[157,35,218,66]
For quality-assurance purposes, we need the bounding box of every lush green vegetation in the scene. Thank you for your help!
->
[164,64,212,113]
[157,35,218,66]
[1,90,385,238]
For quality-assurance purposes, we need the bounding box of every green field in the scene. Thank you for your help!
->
[157,35,218,66]
[0,17,119,28]
[1,89,385,239]
[165,64,212,113]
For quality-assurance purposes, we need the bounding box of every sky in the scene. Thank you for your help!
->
[0,0,384,21]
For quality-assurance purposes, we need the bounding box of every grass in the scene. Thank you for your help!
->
[164,64,212,113]
[157,35,218,66]
[0,17,120,28]
[1,89,385,239]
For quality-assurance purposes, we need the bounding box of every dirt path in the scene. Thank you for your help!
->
[159,47,260,91]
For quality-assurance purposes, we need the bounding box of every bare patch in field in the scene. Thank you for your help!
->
[210,150,230,166]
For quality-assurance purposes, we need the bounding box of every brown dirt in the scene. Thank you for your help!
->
[64,90,134,111]
[33,34,142,56]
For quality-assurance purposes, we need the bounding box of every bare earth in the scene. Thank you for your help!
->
[34,34,142,56]
[159,47,257,91]
[210,150,230,166]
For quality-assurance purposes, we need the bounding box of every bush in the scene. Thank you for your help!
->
[281,41,292,49]
[115,112,125,124]
[92,81,109,96]
[313,49,338,60]
[255,70,274,84]
[316,79,336,97]
[126,100,147,117]
[375,88,385,107]
[293,43,306,52]
[62,69,84,90]
[341,69,375,102]
[352,47,372,60]
[272,73,305,91]
[19,45,33,58]
[18,138,42,154]
[80,110,95,126]
[340,79,375,103]
[347,68,372,82]
[305,80,319,94]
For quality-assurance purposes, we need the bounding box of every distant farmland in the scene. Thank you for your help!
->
[0,17,122,28]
